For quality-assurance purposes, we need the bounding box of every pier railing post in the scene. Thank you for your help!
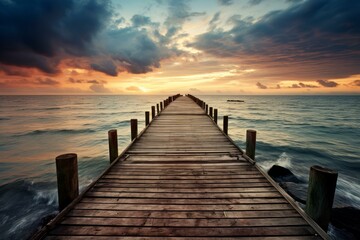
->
[108,129,118,163]
[131,119,138,141]
[223,116,228,135]
[214,109,218,124]
[145,111,150,126]
[305,166,338,231]
[246,130,256,160]
[157,104,160,115]
[151,106,156,119]
[55,153,79,211]
[209,107,213,118]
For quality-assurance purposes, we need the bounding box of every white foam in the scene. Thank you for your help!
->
[259,152,292,171]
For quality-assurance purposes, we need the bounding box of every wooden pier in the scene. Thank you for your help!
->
[35,95,329,239]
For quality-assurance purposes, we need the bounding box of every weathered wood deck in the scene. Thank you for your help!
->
[39,95,328,239]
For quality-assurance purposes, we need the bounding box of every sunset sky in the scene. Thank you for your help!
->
[0,0,359,95]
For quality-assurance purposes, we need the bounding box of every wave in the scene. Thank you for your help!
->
[21,128,96,136]
[258,152,293,171]
[0,180,58,240]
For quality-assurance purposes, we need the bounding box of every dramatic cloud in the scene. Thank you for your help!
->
[289,82,319,88]
[349,80,360,87]
[164,0,205,37]
[316,79,338,88]
[217,0,234,6]
[131,15,153,27]
[256,82,267,89]
[89,83,111,93]
[299,82,318,88]
[101,27,176,74]
[90,61,118,76]
[68,78,106,84]
[0,0,111,73]
[37,78,60,85]
[191,0,360,79]
[0,0,180,77]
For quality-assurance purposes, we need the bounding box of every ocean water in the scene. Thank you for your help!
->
[0,95,359,239]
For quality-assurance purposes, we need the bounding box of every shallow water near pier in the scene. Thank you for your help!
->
[0,95,359,239]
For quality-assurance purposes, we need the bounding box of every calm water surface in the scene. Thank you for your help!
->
[0,95,359,239]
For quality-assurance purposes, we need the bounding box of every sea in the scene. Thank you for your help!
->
[0,95,359,239]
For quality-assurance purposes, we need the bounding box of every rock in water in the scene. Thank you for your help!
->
[331,207,360,239]
[279,182,307,204]
[268,165,301,183]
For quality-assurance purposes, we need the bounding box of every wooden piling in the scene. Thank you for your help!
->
[214,109,218,124]
[305,165,338,231]
[55,153,79,211]
[151,106,156,119]
[160,102,163,111]
[209,107,213,118]
[145,111,150,126]
[223,116,228,135]
[206,104,208,115]
[131,119,138,141]
[108,129,118,163]
[156,104,160,115]
[246,129,256,160]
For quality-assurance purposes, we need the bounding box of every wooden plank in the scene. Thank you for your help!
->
[85,192,283,199]
[68,209,301,219]
[80,197,287,205]
[61,216,307,227]
[49,225,316,237]
[46,236,320,240]
[90,187,277,193]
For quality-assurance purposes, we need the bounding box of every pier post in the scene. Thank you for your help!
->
[305,166,338,231]
[160,102,163,111]
[209,107,213,118]
[246,130,256,160]
[223,116,228,135]
[206,104,208,115]
[157,104,160,115]
[55,153,79,211]
[151,106,156,119]
[145,111,150,126]
[131,119,138,141]
[214,109,218,124]
[108,129,118,163]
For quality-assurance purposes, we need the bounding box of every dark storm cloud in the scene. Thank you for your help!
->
[0,0,179,77]
[191,0,360,79]
[90,61,118,76]
[217,0,234,6]
[131,15,152,27]
[316,79,338,88]
[164,0,205,37]
[256,82,267,89]
[102,27,178,74]
[0,0,111,73]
